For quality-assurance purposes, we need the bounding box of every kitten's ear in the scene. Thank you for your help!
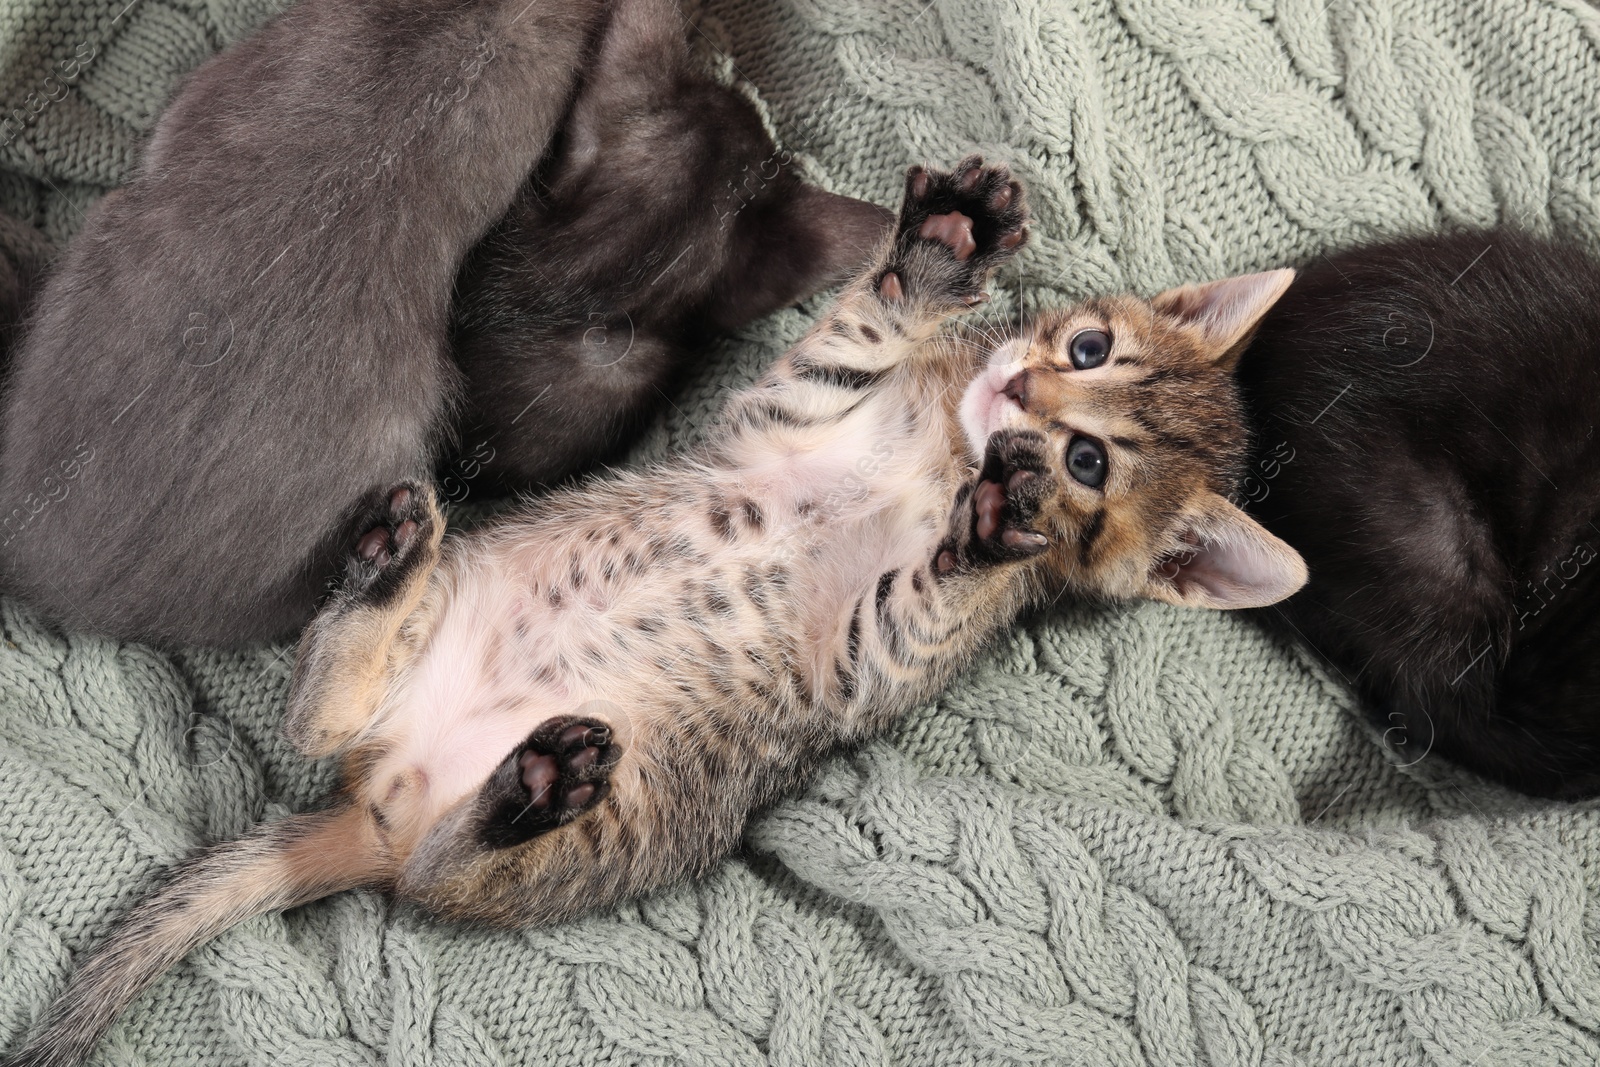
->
[1143,491,1307,610]
[709,184,893,329]
[1151,269,1296,366]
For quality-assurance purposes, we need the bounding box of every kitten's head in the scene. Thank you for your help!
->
[958,270,1307,609]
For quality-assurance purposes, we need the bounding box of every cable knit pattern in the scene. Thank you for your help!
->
[3,0,1600,1063]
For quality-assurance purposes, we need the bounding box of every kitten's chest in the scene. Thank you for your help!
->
[367,390,963,817]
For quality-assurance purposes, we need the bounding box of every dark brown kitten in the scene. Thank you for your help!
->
[449,0,888,491]
[1238,229,1600,798]
[0,0,886,647]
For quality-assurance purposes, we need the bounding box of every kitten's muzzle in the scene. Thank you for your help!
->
[957,343,1026,455]
[1001,369,1032,411]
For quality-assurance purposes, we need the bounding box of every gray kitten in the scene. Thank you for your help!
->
[0,0,887,646]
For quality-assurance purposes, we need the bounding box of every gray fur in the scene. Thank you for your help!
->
[0,0,888,646]
[450,0,891,490]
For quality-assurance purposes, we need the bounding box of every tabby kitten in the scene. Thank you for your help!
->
[4,160,1306,1067]
[0,0,885,647]
[1237,229,1600,798]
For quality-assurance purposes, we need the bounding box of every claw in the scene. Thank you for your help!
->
[1002,529,1048,551]
[958,160,985,192]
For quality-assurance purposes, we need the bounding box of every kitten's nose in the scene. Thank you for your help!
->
[1002,370,1031,411]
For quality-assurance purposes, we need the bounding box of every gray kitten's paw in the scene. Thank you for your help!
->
[877,155,1029,307]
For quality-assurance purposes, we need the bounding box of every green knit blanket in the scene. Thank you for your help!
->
[3,0,1600,1063]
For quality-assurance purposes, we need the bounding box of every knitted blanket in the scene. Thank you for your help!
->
[3,0,1600,1063]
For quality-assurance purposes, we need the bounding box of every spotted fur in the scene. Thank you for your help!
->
[6,162,1307,1067]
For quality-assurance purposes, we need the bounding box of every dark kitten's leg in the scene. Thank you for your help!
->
[449,0,890,493]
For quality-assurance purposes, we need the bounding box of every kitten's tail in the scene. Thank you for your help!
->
[4,805,385,1067]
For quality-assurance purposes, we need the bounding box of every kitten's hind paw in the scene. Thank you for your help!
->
[878,156,1029,309]
[482,716,621,848]
[288,483,444,760]
[337,481,442,601]
[935,429,1053,575]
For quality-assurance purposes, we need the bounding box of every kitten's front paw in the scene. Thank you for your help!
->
[877,156,1029,309]
[935,430,1053,575]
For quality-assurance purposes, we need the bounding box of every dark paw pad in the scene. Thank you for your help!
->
[935,430,1053,573]
[918,212,977,261]
[336,481,439,601]
[482,716,620,848]
[880,155,1029,305]
[355,487,423,568]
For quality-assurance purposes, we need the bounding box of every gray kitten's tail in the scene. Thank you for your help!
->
[4,806,383,1067]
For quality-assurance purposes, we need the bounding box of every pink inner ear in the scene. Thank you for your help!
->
[1169,541,1248,601]
[1156,269,1296,356]
[1161,286,1218,323]
[1183,281,1262,348]
[1160,529,1303,609]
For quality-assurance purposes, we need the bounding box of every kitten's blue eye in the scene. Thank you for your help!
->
[1066,436,1107,488]
[1069,329,1111,370]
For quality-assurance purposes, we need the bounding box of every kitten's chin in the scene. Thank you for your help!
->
[958,341,1025,459]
